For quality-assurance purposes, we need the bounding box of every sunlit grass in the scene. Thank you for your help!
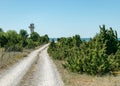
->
[0,48,33,69]
[53,59,120,86]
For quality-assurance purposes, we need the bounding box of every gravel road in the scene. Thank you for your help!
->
[19,47,64,86]
[0,45,49,86]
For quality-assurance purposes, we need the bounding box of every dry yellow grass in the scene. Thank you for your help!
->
[0,45,42,71]
[0,48,34,70]
[53,59,120,86]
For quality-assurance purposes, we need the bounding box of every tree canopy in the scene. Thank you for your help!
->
[0,28,49,51]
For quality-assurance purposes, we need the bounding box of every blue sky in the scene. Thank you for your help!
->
[0,0,120,38]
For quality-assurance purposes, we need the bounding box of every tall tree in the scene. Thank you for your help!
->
[0,28,3,32]
[19,29,28,47]
[0,32,7,47]
[6,30,19,45]
[96,25,118,55]
[30,32,40,42]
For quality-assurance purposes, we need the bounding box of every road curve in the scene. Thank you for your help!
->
[19,47,64,86]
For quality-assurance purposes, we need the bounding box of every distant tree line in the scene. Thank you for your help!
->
[0,28,49,51]
[48,25,120,75]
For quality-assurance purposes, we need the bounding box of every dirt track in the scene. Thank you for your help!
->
[19,47,64,86]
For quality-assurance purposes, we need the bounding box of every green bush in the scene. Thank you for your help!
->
[5,44,23,52]
[48,25,120,75]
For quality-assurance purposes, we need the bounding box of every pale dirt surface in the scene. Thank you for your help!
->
[19,47,64,86]
[0,44,48,86]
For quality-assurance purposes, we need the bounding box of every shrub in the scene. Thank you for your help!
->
[48,25,120,75]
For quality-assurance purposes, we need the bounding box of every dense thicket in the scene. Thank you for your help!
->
[48,25,120,75]
[0,28,49,51]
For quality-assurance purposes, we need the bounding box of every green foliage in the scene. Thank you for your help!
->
[6,30,20,45]
[30,32,40,42]
[19,29,28,38]
[48,25,120,75]
[0,28,3,32]
[96,25,118,55]
[5,44,23,52]
[26,38,35,49]
[4,30,21,51]
[0,32,8,47]
[19,29,28,47]
[0,28,49,51]
[48,35,82,60]
[40,34,49,44]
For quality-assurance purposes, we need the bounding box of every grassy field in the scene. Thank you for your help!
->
[0,45,44,71]
[0,48,34,70]
[53,59,120,86]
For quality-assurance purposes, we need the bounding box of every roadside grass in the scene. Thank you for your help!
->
[0,48,35,70]
[53,59,120,86]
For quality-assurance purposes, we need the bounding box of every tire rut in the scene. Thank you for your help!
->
[19,47,64,86]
